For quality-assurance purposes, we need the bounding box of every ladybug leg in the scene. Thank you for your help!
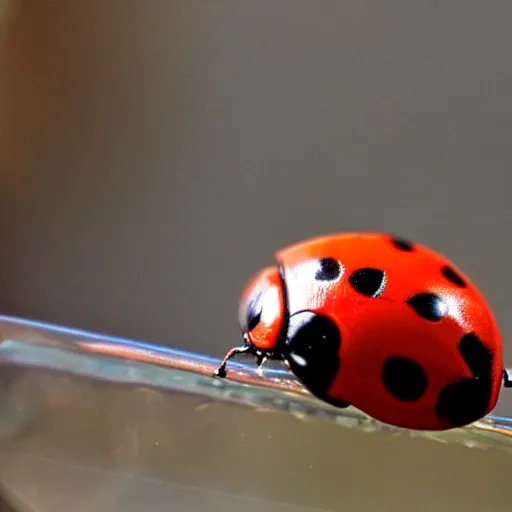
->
[503,369,512,388]
[255,353,269,377]
[213,343,253,378]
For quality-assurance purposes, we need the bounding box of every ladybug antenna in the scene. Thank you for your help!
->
[503,369,512,388]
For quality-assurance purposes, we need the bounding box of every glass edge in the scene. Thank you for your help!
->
[0,314,511,454]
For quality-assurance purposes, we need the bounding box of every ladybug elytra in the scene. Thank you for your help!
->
[214,232,511,431]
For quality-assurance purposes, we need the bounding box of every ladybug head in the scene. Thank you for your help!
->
[238,266,287,353]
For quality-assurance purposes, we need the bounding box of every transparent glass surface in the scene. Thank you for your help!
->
[0,315,511,512]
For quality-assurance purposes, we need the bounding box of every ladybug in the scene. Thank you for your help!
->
[214,232,512,431]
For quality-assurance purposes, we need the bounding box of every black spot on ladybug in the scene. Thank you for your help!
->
[349,268,386,297]
[436,380,489,427]
[246,293,262,331]
[390,236,415,252]
[441,266,467,288]
[458,333,492,379]
[406,293,446,321]
[315,258,342,282]
[382,357,428,401]
[436,333,493,427]
[284,311,349,408]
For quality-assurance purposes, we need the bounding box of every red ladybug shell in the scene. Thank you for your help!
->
[222,232,504,431]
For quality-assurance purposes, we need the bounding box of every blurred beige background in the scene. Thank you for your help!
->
[1,0,512,361]
[1,1,512,511]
